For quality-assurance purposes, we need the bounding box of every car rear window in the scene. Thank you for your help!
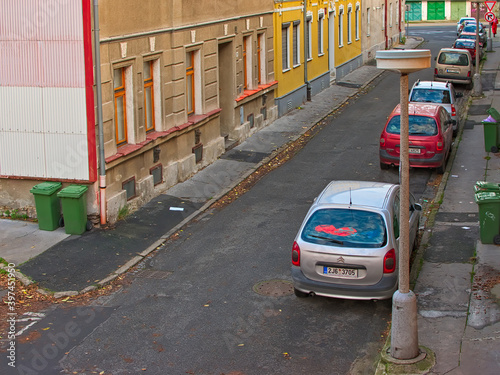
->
[454,40,474,49]
[410,88,451,104]
[438,52,469,66]
[386,115,438,136]
[301,209,387,248]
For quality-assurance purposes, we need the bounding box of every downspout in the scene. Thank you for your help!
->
[93,0,107,225]
[385,0,388,49]
[304,1,311,101]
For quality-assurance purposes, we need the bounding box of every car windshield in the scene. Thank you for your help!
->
[386,115,438,136]
[454,40,474,49]
[301,208,387,248]
[462,25,480,33]
[410,88,451,104]
[438,52,469,66]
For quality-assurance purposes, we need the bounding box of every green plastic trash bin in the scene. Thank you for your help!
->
[30,182,62,231]
[475,191,500,244]
[474,181,500,193]
[482,108,500,153]
[57,185,89,235]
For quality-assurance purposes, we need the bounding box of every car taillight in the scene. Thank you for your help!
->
[467,71,471,78]
[434,68,438,75]
[451,104,456,117]
[437,138,443,151]
[383,249,396,273]
[292,241,300,266]
[380,137,385,147]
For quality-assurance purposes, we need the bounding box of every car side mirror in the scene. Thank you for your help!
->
[414,203,422,211]
[452,120,457,126]
[434,56,437,61]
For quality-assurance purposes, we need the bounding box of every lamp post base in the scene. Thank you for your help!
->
[390,290,419,360]
[473,73,482,97]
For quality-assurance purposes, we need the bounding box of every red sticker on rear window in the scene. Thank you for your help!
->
[315,225,357,236]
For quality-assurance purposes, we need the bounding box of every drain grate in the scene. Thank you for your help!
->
[135,269,173,279]
[253,279,294,297]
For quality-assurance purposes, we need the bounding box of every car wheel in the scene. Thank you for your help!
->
[294,288,309,298]
[466,81,473,90]
[380,162,390,170]
[491,146,499,153]
[436,163,445,174]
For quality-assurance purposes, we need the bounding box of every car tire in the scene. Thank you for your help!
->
[491,146,499,153]
[494,235,500,245]
[380,162,390,170]
[294,288,309,298]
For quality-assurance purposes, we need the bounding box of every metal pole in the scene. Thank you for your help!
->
[93,0,107,224]
[473,1,483,96]
[390,72,419,360]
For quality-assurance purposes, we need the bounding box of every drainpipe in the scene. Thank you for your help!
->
[304,1,311,101]
[385,0,388,49]
[93,0,107,224]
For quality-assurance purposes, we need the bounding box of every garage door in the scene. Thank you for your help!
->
[427,2,445,21]
[451,1,467,21]
[406,2,422,22]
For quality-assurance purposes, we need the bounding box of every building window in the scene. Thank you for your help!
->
[243,36,250,89]
[292,21,300,67]
[390,3,393,27]
[150,164,162,186]
[257,33,266,84]
[355,5,360,40]
[186,51,195,115]
[122,177,136,201]
[347,7,352,44]
[318,13,324,55]
[382,4,385,30]
[114,67,127,146]
[367,7,371,36]
[306,16,312,60]
[338,9,344,47]
[143,60,155,133]
[282,23,290,71]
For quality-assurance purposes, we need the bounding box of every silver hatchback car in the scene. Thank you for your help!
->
[291,181,421,300]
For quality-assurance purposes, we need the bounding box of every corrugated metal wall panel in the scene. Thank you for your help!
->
[0,87,44,133]
[38,0,84,41]
[0,132,46,177]
[0,41,41,87]
[0,0,37,41]
[40,41,85,87]
[45,133,89,180]
[42,87,87,135]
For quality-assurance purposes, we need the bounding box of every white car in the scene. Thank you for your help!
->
[457,17,475,35]
[409,80,463,136]
[291,181,421,300]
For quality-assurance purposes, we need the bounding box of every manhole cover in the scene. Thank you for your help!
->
[253,279,294,297]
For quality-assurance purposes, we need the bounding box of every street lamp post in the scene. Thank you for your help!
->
[376,49,431,360]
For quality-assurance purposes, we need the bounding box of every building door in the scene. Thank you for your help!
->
[450,1,466,21]
[427,1,445,20]
[218,41,234,138]
[406,1,422,21]
[328,11,336,80]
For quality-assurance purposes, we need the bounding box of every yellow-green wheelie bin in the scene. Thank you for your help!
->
[30,182,62,231]
[57,185,89,235]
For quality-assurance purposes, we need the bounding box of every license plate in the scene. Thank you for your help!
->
[446,69,459,74]
[409,148,421,154]
[323,266,358,278]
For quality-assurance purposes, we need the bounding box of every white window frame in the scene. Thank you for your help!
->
[258,33,266,84]
[282,23,291,71]
[355,4,360,41]
[338,7,344,47]
[318,11,324,55]
[347,6,352,44]
[367,7,371,37]
[293,20,301,67]
[306,15,312,61]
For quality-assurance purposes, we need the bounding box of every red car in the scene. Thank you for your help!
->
[452,38,482,64]
[379,103,455,174]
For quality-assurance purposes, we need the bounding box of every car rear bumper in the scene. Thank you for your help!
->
[291,266,398,300]
[380,149,444,168]
[434,74,472,85]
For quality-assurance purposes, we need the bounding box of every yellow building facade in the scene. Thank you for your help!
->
[274,1,330,116]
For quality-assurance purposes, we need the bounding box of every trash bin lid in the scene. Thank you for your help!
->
[487,108,500,122]
[57,185,89,198]
[474,181,500,191]
[475,191,500,203]
[30,182,62,196]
